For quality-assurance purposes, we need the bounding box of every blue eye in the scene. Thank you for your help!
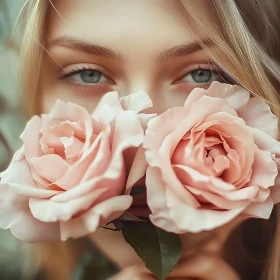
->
[80,70,103,83]
[191,69,213,83]
[63,68,112,85]
[180,68,223,84]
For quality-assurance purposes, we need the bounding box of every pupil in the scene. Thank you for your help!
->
[80,70,101,83]
[191,69,212,83]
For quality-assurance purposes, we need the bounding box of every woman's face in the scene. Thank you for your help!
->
[42,0,226,114]
[42,0,230,269]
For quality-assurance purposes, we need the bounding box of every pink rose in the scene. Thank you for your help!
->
[0,91,153,241]
[144,82,280,233]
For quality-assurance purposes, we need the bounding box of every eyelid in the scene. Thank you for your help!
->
[59,63,114,80]
[174,64,218,83]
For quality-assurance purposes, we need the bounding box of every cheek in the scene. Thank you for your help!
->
[41,83,104,113]
[156,85,198,112]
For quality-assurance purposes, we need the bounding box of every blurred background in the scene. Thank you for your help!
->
[0,1,37,279]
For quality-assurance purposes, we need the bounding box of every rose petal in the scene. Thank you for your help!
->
[60,195,132,240]
[52,111,143,200]
[153,98,239,197]
[251,127,280,154]
[30,155,70,184]
[51,170,124,202]
[238,97,279,139]
[213,155,230,175]
[184,82,250,112]
[31,168,50,188]
[60,136,84,159]
[20,116,44,163]
[161,97,238,159]
[112,110,145,154]
[185,185,257,209]
[150,185,246,233]
[138,113,157,130]
[146,167,200,215]
[197,113,255,186]
[55,132,104,190]
[1,149,61,198]
[253,188,270,203]
[40,118,64,151]
[51,100,92,124]
[146,167,179,217]
[0,183,60,242]
[29,188,111,222]
[120,91,153,112]
[91,91,122,119]
[50,100,94,155]
[92,104,117,125]
[172,138,191,166]
[244,196,274,219]
[270,185,280,204]
[222,144,241,185]
[173,165,236,193]
[80,134,111,182]
[126,146,148,194]
[248,149,277,189]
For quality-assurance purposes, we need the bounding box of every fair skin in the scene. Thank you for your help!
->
[42,0,240,279]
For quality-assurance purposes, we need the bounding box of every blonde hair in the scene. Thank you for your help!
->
[19,0,280,279]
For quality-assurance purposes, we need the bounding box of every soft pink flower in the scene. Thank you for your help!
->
[0,91,153,241]
[143,82,280,233]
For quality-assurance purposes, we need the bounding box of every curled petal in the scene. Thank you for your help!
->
[185,186,257,209]
[60,136,84,159]
[270,185,280,204]
[173,165,236,193]
[150,186,246,233]
[238,97,279,139]
[91,91,122,120]
[20,116,44,163]
[251,127,280,154]
[244,197,274,219]
[138,113,157,130]
[146,167,200,216]
[55,132,106,190]
[1,149,61,198]
[50,100,92,125]
[184,82,250,112]
[29,188,110,222]
[120,91,153,112]
[126,146,148,194]
[0,183,60,242]
[60,195,132,240]
[30,155,70,183]
[248,149,277,189]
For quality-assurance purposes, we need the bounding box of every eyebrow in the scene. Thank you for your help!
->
[157,40,211,63]
[49,36,122,61]
[48,36,211,63]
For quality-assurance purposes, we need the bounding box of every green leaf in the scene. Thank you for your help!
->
[122,222,182,280]
[119,211,147,222]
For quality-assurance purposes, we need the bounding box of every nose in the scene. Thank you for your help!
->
[120,77,160,114]
[120,79,154,97]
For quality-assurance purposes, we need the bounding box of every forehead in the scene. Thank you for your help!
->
[48,0,214,53]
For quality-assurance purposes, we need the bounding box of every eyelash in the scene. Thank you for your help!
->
[60,64,233,90]
[176,65,233,85]
[62,66,100,79]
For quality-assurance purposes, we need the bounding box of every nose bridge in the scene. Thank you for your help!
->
[127,80,153,96]
[118,56,160,113]
[123,69,157,97]
[118,53,156,94]
[128,78,160,114]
